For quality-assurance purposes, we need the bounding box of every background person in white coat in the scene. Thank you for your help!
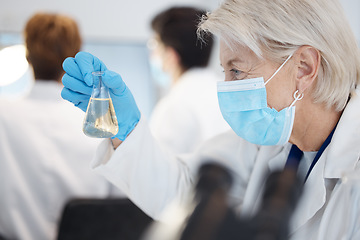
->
[0,13,124,240]
[61,0,360,239]
[148,7,229,154]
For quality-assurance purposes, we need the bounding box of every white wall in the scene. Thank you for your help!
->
[340,0,360,43]
[0,0,221,41]
[2,0,358,42]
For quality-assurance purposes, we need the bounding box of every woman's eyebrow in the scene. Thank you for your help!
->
[225,58,244,67]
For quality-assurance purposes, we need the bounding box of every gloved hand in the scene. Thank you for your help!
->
[61,51,141,141]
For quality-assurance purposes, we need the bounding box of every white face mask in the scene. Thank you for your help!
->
[217,53,303,146]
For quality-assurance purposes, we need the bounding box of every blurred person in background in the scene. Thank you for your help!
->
[148,6,229,154]
[0,12,124,240]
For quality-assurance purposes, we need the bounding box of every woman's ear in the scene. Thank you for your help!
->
[295,46,321,94]
[163,46,183,75]
[165,47,181,67]
[26,53,31,65]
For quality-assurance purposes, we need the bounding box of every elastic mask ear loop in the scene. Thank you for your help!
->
[289,90,304,108]
[264,53,294,86]
[285,90,303,117]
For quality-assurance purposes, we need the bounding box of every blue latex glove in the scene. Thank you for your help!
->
[61,52,141,141]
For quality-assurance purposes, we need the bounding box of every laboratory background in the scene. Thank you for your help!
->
[0,0,359,116]
[0,0,223,117]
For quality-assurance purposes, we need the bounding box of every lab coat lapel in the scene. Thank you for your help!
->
[289,149,327,234]
[267,143,292,171]
[241,144,291,216]
[323,88,360,179]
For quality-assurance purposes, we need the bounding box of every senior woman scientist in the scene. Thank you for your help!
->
[61,0,360,239]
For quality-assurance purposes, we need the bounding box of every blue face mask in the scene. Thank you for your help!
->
[149,56,172,89]
[217,54,303,146]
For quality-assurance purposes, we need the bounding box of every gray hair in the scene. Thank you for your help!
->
[199,0,360,111]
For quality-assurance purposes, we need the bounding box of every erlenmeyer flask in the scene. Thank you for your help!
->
[83,71,119,138]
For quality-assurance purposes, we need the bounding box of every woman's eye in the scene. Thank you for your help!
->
[230,69,242,75]
[230,69,245,79]
[221,68,247,81]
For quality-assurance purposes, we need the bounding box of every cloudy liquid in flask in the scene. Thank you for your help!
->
[83,98,118,138]
[83,71,118,138]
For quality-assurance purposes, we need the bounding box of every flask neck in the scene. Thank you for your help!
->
[92,77,110,99]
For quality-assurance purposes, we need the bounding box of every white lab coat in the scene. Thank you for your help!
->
[0,81,124,240]
[149,68,230,154]
[92,88,360,239]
